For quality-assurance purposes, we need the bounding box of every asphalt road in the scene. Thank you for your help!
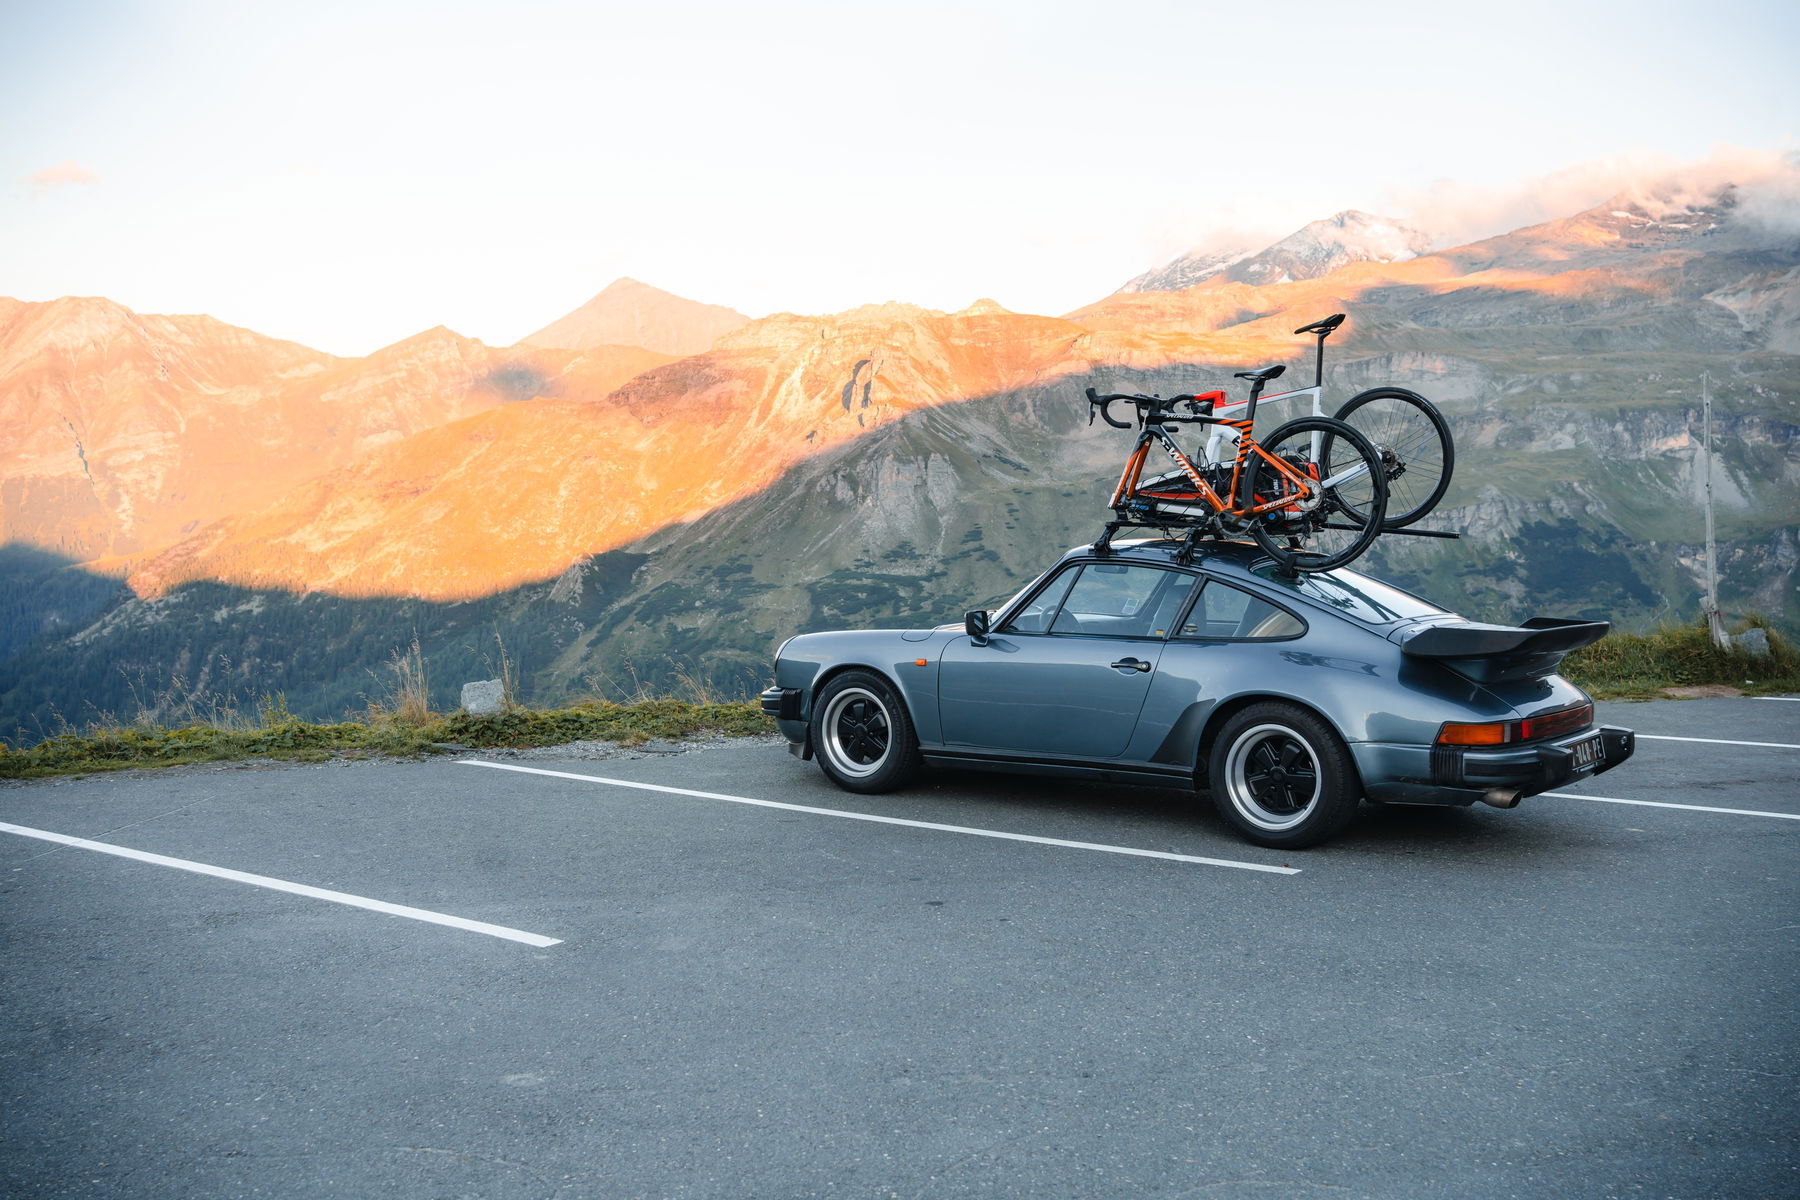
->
[2,697,1795,1199]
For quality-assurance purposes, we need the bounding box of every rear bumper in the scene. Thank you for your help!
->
[1356,725,1635,806]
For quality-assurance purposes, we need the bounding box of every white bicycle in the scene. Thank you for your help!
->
[1186,313,1455,529]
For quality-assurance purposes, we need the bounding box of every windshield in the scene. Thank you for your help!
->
[1251,564,1449,625]
[976,573,1050,620]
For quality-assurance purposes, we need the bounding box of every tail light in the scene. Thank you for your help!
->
[1437,703,1593,747]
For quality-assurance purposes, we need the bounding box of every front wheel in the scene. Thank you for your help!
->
[1207,703,1362,849]
[811,670,920,794]
[1246,416,1387,573]
[1333,387,1454,528]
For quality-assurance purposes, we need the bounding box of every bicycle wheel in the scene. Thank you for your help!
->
[1332,386,1454,528]
[1246,416,1388,573]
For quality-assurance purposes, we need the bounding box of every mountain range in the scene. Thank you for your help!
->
[2,164,1796,731]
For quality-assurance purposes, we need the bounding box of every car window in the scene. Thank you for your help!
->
[1175,580,1305,640]
[1251,564,1447,624]
[997,565,1079,634]
[1048,564,1197,638]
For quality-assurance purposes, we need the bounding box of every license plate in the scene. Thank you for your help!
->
[1571,735,1602,769]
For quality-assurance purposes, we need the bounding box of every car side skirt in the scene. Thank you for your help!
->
[921,748,1196,789]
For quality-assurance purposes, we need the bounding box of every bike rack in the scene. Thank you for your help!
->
[1318,523,1462,539]
[1091,517,1241,562]
[1084,311,1461,570]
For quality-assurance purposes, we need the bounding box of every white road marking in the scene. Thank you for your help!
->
[459,760,1300,876]
[0,821,562,947]
[1637,734,1800,749]
[1751,696,1800,702]
[1542,793,1800,821]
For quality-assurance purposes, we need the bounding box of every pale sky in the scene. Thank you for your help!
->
[3,0,1797,356]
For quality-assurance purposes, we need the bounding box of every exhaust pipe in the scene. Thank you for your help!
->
[1479,788,1523,810]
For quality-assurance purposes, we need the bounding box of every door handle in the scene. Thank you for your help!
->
[1109,658,1152,673]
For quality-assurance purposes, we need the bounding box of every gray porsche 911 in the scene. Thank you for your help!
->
[760,538,1634,849]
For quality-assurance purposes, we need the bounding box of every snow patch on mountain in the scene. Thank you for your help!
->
[1119,245,1257,293]
[1121,210,1435,294]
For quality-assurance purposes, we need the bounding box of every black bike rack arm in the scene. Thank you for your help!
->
[1320,522,1462,539]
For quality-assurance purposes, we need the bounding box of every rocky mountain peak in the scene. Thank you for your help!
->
[364,324,488,364]
[519,277,750,357]
[1122,210,1435,294]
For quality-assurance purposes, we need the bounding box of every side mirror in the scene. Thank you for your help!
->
[964,609,991,644]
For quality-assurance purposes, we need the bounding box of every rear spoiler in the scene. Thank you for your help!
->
[1399,617,1610,683]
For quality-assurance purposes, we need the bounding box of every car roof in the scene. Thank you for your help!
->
[1044,537,1452,628]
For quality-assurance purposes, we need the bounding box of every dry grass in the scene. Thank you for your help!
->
[366,636,433,725]
[1562,617,1799,699]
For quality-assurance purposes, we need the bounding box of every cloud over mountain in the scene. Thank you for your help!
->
[1384,145,1800,250]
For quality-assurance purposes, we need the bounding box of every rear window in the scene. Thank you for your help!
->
[1176,581,1305,640]
[1251,564,1448,625]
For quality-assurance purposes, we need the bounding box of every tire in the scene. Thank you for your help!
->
[1333,387,1454,528]
[1207,702,1362,849]
[1246,416,1387,573]
[811,670,920,794]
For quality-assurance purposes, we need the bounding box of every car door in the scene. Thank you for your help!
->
[938,562,1199,758]
[1135,576,1312,753]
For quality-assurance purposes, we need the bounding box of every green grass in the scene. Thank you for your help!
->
[0,700,775,780]
[1562,618,1800,700]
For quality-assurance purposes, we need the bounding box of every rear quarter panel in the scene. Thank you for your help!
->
[1125,607,1565,769]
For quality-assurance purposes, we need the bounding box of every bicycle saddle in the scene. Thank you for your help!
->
[1233,364,1286,383]
[1295,313,1346,337]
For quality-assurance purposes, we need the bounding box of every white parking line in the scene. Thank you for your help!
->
[459,760,1300,876]
[1637,734,1800,749]
[0,821,562,948]
[1541,793,1800,821]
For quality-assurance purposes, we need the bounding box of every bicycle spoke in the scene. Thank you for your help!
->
[1249,416,1386,571]
[1334,389,1454,528]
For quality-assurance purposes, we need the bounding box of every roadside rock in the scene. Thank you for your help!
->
[461,679,505,714]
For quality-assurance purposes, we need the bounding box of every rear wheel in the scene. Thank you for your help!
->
[1207,702,1361,848]
[1333,387,1454,528]
[1246,416,1387,573]
[811,670,919,794]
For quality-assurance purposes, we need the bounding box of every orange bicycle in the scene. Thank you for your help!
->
[1086,364,1389,573]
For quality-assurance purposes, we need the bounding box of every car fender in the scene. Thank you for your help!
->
[1136,622,1501,770]
[775,628,957,744]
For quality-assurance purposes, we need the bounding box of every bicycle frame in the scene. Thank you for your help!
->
[1109,415,1326,522]
[1199,322,1336,465]
[1200,384,1326,465]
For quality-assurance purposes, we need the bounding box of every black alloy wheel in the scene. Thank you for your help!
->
[811,670,920,793]
[1207,702,1361,848]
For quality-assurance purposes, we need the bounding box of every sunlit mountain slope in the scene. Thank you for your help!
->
[519,277,750,356]
[127,301,1137,599]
